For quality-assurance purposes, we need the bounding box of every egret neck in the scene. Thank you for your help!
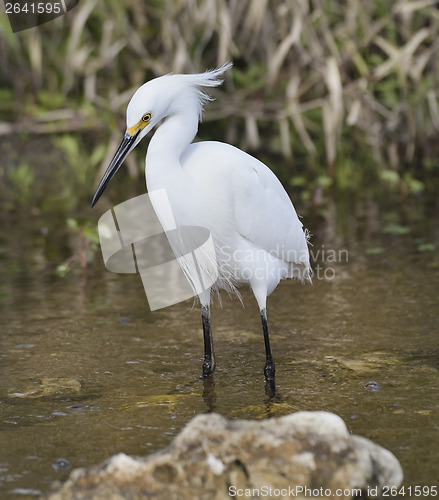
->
[146,111,199,191]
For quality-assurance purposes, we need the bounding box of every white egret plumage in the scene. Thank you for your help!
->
[91,63,311,390]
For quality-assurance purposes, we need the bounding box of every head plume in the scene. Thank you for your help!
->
[176,62,233,119]
[127,62,233,127]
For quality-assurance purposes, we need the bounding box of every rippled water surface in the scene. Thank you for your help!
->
[0,197,438,498]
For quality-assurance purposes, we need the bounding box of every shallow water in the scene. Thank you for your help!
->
[0,197,438,498]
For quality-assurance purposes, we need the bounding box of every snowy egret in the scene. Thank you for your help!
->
[91,63,311,389]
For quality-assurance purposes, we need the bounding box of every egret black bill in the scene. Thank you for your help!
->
[91,130,140,207]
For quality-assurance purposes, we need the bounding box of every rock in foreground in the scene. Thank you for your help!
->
[46,411,402,500]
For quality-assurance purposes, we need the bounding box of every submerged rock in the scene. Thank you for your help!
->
[45,411,402,500]
[8,378,81,399]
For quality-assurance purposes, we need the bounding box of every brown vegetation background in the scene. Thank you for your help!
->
[1,0,438,207]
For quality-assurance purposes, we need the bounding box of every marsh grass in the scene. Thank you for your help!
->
[0,0,438,206]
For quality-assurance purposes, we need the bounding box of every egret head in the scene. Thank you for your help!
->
[124,76,175,143]
[91,63,232,207]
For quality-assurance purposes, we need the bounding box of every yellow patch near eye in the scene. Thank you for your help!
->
[126,122,142,137]
[127,115,151,137]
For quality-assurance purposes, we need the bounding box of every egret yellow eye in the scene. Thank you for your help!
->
[142,113,151,123]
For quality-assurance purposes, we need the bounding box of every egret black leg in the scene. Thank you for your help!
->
[202,305,215,377]
[261,308,276,390]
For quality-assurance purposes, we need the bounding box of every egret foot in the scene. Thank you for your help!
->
[264,360,276,383]
[264,360,276,395]
[261,308,276,391]
[202,357,215,378]
[201,305,215,378]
